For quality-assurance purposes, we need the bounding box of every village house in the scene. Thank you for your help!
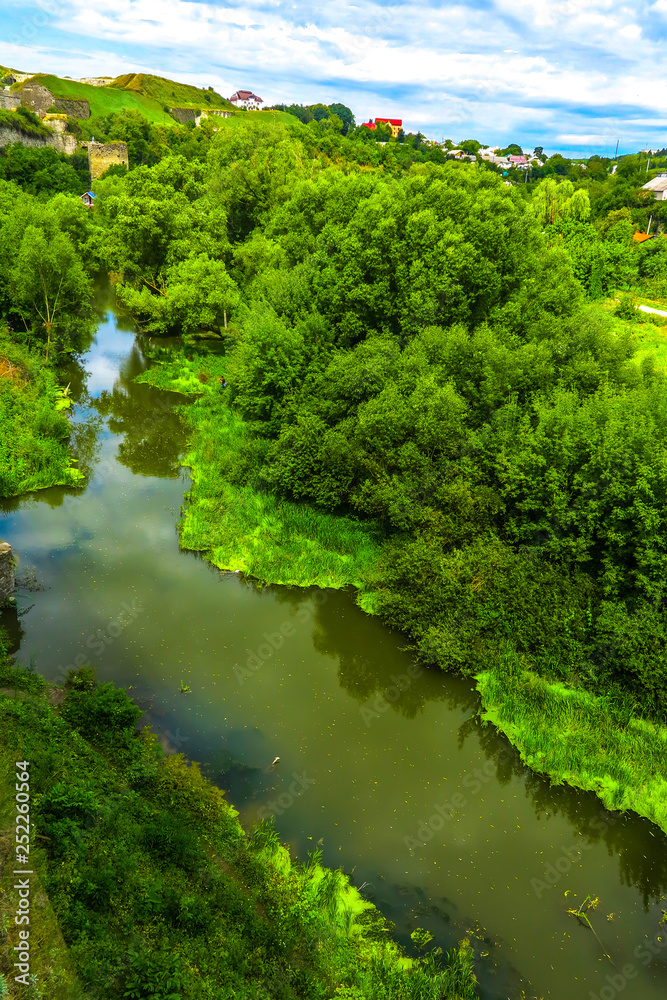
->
[375,117,402,138]
[80,191,97,208]
[361,117,403,137]
[642,174,667,201]
[229,90,263,110]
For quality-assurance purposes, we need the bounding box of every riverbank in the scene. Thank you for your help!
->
[137,351,383,599]
[0,326,83,497]
[136,343,667,841]
[0,650,478,999]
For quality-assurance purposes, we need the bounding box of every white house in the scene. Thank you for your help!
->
[642,174,667,201]
[228,90,263,110]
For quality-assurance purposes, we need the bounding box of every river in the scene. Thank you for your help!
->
[1,291,666,1000]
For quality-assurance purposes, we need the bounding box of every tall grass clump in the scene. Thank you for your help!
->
[477,650,667,834]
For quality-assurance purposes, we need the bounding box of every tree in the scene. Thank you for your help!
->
[531,178,590,226]
[118,254,240,336]
[10,225,90,359]
[328,103,355,135]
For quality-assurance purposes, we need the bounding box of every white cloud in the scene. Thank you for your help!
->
[0,0,665,150]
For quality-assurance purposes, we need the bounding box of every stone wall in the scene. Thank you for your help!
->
[0,542,15,606]
[54,98,90,119]
[170,107,196,124]
[0,93,21,110]
[19,81,55,115]
[17,83,90,119]
[0,126,78,155]
[87,142,129,179]
[79,77,113,87]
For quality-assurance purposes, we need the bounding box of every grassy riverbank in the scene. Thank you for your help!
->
[477,656,667,832]
[0,649,478,999]
[0,328,83,497]
[137,353,383,595]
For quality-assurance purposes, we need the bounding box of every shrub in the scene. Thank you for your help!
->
[614,293,637,319]
[62,682,143,742]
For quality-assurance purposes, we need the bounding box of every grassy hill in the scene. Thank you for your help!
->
[10,72,234,124]
[12,74,176,123]
[110,72,233,111]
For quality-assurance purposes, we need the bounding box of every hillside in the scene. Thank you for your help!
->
[12,74,180,124]
[110,72,234,111]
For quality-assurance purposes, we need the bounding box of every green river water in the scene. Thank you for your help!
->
[1,295,666,1000]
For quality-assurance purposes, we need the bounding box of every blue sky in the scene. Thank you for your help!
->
[1,0,665,156]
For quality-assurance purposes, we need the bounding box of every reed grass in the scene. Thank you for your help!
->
[477,654,667,834]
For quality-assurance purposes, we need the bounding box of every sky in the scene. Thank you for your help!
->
[0,0,665,157]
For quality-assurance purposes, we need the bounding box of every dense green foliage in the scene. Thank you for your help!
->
[6,98,667,993]
[0,181,95,357]
[0,143,90,197]
[92,123,667,734]
[0,326,83,495]
[0,654,478,999]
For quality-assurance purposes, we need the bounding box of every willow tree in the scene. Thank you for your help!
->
[531,177,590,226]
[10,224,90,360]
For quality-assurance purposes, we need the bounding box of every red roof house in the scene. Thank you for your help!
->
[229,90,263,109]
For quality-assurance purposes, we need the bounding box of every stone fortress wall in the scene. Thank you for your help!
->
[0,92,21,110]
[86,142,129,179]
[15,81,89,118]
[170,107,196,124]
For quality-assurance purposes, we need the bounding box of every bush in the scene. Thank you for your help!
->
[62,682,143,742]
[614,293,637,319]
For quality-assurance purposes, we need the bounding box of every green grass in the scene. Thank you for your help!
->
[205,109,306,130]
[0,752,86,999]
[15,75,177,124]
[594,297,667,373]
[109,73,232,111]
[0,107,50,136]
[180,400,383,594]
[135,351,227,395]
[477,658,667,834]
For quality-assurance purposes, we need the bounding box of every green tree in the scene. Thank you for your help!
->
[531,177,590,226]
[9,225,90,359]
[119,254,239,336]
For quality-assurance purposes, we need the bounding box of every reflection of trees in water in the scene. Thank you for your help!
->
[93,343,188,479]
[0,600,26,656]
[295,587,667,907]
[469,713,667,906]
[69,412,103,482]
